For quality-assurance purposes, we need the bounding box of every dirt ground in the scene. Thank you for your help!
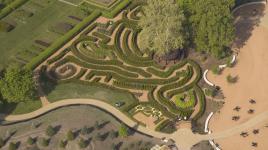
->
[208,3,268,150]
[0,106,161,150]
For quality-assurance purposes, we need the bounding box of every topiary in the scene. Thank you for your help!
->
[66,130,75,141]
[59,140,67,148]
[27,137,34,145]
[46,125,56,137]
[39,137,49,147]
[78,138,87,149]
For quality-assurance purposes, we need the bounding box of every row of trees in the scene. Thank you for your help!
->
[139,0,235,58]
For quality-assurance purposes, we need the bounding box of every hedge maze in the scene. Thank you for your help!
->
[40,1,205,127]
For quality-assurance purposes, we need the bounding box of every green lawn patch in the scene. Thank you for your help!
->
[0,100,42,115]
[174,90,196,109]
[46,82,139,111]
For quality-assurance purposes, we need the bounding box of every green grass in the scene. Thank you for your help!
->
[46,82,139,111]
[0,100,42,115]
[0,0,87,69]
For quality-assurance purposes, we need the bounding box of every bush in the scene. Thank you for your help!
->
[118,124,128,137]
[59,140,67,148]
[67,130,75,141]
[27,137,34,145]
[226,74,238,83]
[78,138,87,148]
[46,125,56,137]
[39,138,49,147]
[204,87,218,97]
[211,65,221,75]
[8,142,16,150]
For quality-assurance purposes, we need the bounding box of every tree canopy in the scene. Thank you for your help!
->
[138,0,186,56]
[0,66,36,103]
[189,0,235,58]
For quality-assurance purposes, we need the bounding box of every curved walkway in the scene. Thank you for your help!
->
[2,98,268,150]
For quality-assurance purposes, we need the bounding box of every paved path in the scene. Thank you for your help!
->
[1,99,268,150]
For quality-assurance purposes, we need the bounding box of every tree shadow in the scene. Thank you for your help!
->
[233,3,266,49]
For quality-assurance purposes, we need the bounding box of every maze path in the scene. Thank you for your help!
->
[44,4,205,121]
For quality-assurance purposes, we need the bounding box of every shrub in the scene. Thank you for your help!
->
[67,130,75,141]
[39,137,49,147]
[46,125,56,137]
[78,138,87,148]
[211,65,221,75]
[226,74,238,83]
[59,140,67,148]
[8,142,16,150]
[27,137,34,145]
[206,86,218,96]
[118,124,128,137]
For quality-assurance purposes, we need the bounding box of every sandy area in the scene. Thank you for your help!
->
[133,112,157,129]
[208,3,268,150]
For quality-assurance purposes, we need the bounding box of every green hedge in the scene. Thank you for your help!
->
[0,0,29,19]
[25,11,101,70]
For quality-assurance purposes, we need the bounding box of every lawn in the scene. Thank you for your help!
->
[0,0,87,69]
[174,90,197,109]
[0,99,42,115]
[46,82,139,111]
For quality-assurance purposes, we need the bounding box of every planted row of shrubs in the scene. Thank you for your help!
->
[63,55,139,78]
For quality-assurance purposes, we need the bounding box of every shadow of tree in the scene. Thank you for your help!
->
[233,3,266,49]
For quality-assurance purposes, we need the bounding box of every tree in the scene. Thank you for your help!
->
[27,137,35,145]
[46,125,56,137]
[0,66,36,103]
[138,0,186,56]
[118,124,128,138]
[78,138,87,149]
[59,140,67,148]
[190,0,235,58]
[67,130,75,141]
[39,137,49,147]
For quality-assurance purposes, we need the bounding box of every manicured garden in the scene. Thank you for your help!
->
[40,0,206,129]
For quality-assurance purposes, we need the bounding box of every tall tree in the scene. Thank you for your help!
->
[138,0,186,56]
[0,66,36,103]
[190,0,235,58]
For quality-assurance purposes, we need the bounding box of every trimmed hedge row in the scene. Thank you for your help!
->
[146,60,188,78]
[25,11,102,70]
[166,60,202,98]
[63,55,139,78]
[73,43,152,78]
[47,48,71,65]
[192,85,206,121]
[0,0,29,19]
[113,80,155,90]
